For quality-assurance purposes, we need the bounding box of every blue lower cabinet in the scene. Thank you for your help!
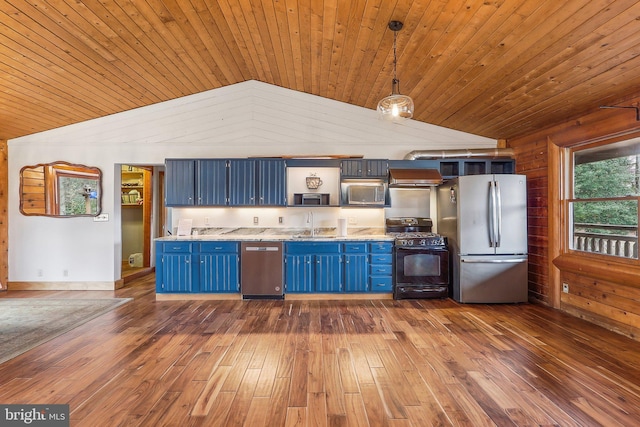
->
[344,254,369,292]
[285,242,342,293]
[314,254,342,292]
[285,254,314,292]
[368,242,393,292]
[159,253,195,292]
[198,242,240,292]
[156,242,195,293]
[369,274,393,292]
[157,239,393,295]
[156,241,239,293]
[285,240,393,294]
[199,253,239,292]
[343,242,369,292]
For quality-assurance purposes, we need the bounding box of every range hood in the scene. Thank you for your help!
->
[388,168,443,187]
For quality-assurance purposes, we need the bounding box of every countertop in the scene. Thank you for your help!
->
[156,227,393,242]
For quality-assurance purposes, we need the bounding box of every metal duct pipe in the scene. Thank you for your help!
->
[403,148,515,160]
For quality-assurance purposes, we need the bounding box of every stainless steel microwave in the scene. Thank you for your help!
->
[342,180,387,205]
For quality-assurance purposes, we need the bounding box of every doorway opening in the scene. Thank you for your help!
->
[120,165,154,284]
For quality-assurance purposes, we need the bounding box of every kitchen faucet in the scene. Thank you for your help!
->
[307,211,315,237]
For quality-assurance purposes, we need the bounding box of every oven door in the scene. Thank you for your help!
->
[394,247,449,286]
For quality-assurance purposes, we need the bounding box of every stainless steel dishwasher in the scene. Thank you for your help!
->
[240,241,284,299]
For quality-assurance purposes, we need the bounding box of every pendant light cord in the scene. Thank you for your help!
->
[392,25,400,93]
[393,29,398,83]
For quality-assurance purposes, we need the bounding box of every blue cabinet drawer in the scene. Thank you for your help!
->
[370,242,393,253]
[369,276,393,292]
[343,242,367,253]
[161,242,192,253]
[370,264,392,275]
[370,254,392,264]
[199,242,239,253]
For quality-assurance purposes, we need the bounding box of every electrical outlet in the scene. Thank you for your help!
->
[562,282,569,293]
[63,269,69,277]
[37,269,43,277]
[253,216,259,225]
[279,216,283,224]
[348,217,357,225]
[204,217,210,226]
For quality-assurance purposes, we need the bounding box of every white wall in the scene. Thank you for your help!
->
[8,80,495,284]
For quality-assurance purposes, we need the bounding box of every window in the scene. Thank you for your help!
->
[569,137,640,259]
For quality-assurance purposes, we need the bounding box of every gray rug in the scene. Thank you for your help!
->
[0,298,132,365]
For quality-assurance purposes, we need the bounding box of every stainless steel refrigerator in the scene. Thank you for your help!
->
[437,174,528,303]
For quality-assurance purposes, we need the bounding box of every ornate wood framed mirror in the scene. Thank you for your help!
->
[20,162,102,217]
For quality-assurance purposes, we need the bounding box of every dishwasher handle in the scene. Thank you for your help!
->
[244,246,280,252]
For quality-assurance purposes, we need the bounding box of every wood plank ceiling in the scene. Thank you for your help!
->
[2,0,640,142]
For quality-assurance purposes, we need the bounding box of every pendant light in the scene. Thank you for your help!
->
[377,20,414,121]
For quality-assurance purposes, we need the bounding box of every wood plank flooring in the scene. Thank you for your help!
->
[2,275,640,426]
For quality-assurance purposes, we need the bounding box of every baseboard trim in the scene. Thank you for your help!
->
[8,281,116,291]
[285,293,393,300]
[156,293,242,301]
[155,292,393,301]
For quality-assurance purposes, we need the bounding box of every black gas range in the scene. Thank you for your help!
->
[386,217,450,300]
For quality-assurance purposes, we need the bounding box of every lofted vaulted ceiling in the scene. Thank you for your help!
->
[3,0,640,142]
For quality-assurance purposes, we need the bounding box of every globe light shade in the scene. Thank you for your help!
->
[377,93,414,120]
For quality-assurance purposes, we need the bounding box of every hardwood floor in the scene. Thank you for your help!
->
[1,275,640,426]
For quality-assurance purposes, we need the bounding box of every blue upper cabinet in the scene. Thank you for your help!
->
[165,159,196,206]
[196,159,227,205]
[166,158,286,207]
[341,159,389,179]
[165,159,229,206]
[256,159,287,206]
[228,159,256,206]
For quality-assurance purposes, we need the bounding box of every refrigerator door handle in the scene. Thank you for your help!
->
[489,181,497,247]
[461,257,527,263]
[495,180,502,247]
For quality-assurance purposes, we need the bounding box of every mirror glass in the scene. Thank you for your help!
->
[20,162,102,217]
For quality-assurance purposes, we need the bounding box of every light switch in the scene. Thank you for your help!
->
[93,213,109,222]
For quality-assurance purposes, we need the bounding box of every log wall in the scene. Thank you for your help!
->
[510,138,550,304]
[0,140,6,291]
[508,100,640,340]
